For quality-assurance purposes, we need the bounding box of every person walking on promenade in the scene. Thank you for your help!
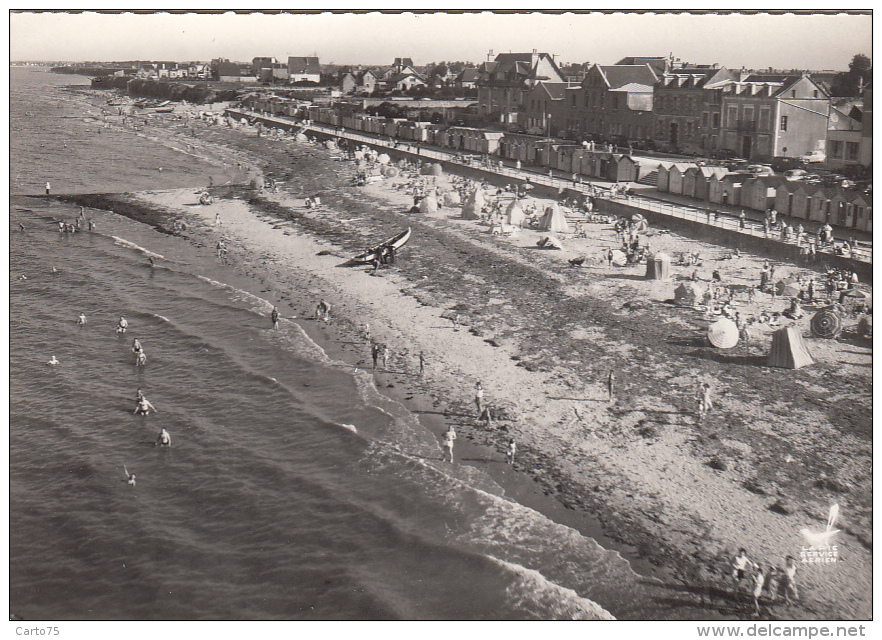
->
[371,342,381,370]
[474,381,484,415]
[739,209,746,230]
[507,438,516,465]
[419,351,426,377]
[443,426,456,463]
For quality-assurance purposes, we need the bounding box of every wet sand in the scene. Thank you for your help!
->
[67,95,872,620]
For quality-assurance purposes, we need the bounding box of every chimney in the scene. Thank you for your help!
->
[531,49,539,68]
[487,49,494,62]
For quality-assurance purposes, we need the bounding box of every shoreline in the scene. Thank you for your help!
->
[49,92,871,620]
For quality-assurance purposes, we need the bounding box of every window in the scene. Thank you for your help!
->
[813,90,818,98]
[791,90,796,98]
[702,112,708,128]
[712,112,720,128]
[830,140,843,158]
[780,116,788,131]
[759,108,770,130]
[728,106,738,127]
[846,141,860,160]
[613,95,619,110]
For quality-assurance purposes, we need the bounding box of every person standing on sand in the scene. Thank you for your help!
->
[752,565,767,616]
[443,426,456,463]
[474,382,484,415]
[45,181,51,195]
[418,351,425,377]
[698,382,713,423]
[362,323,371,343]
[782,556,799,604]
[507,438,516,465]
[271,306,279,329]
[382,345,390,370]
[371,342,381,370]
[607,370,616,403]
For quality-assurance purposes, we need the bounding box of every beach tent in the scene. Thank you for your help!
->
[442,190,462,207]
[707,318,739,349]
[418,196,439,213]
[775,278,801,298]
[537,235,563,250]
[645,252,671,280]
[461,189,484,220]
[377,153,391,165]
[610,249,628,266]
[325,140,337,150]
[810,307,843,339]
[858,315,872,338]
[674,282,704,307]
[538,203,571,233]
[505,200,526,227]
[250,174,265,190]
[767,326,815,369]
[295,132,309,142]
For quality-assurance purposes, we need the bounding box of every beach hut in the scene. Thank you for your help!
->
[656,162,674,193]
[738,176,775,212]
[461,189,484,220]
[667,163,695,196]
[774,181,797,217]
[709,173,743,206]
[538,203,570,233]
[607,155,638,183]
[810,307,844,339]
[505,200,526,227]
[852,193,872,233]
[682,166,702,199]
[674,282,704,307]
[767,326,814,369]
[645,253,671,280]
[708,318,739,349]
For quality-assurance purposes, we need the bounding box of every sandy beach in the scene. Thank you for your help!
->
[68,99,871,620]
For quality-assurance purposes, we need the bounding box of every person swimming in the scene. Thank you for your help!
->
[124,466,136,486]
[47,356,59,365]
[77,313,87,325]
[117,316,128,333]
[134,396,156,415]
[154,428,171,447]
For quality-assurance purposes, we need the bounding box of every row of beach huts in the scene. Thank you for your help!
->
[656,164,871,232]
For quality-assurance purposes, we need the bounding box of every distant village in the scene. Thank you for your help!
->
[49,49,871,183]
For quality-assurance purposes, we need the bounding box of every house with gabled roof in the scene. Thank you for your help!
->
[719,74,830,161]
[521,81,571,135]
[575,63,658,142]
[476,50,565,124]
[287,56,321,83]
[455,67,479,89]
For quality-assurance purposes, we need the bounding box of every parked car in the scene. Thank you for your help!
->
[784,169,808,180]
[799,150,826,164]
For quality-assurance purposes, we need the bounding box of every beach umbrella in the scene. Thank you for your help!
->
[775,278,800,298]
[631,213,646,223]
[382,166,399,178]
[838,289,872,310]
[377,153,391,165]
[522,182,534,191]
[538,235,563,250]
[611,249,627,266]
[707,318,739,349]
[810,307,843,339]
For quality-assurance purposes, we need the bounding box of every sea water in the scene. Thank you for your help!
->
[9,67,656,620]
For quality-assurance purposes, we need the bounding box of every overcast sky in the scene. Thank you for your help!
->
[10,10,872,71]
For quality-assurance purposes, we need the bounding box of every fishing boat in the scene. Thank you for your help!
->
[350,227,411,264]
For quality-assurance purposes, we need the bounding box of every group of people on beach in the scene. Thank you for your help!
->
[731,549,799,615]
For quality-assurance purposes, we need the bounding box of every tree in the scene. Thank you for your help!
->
[830,53,872,97]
